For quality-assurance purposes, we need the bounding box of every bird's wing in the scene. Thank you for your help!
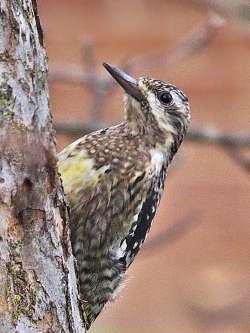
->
[58,133,166,269]
[58,137,113,228]
[58,136,110,194]
[119,166,166,268]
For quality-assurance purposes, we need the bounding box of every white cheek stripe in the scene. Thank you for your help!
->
[149,149,164,174]
[146,91,178,135]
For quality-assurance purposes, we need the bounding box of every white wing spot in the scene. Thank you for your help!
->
[133,242,138,249]
[116,240,127,259]
[132,224,137,232]
[150,148,164,174]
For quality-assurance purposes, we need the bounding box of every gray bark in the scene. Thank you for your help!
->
[0,0,85,332]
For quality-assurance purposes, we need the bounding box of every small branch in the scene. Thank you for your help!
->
[49,38,116,124]
[222,146,250,173]
[187,127,250,147]
[180,0,250,24]
[142,212,201,256]
[55,121,250,148]
[126,13,225,71]
[55,121,106,136]
[81,37,111,122]
[49,13,225,84]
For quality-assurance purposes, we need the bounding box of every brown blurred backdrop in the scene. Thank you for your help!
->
[38,1,250,332]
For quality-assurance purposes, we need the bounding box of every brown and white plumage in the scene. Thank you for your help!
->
[58,63,191,329]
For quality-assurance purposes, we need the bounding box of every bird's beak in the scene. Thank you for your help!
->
[103,63,143,102]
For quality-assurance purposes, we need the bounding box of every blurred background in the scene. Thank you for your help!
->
[38,1,250,332]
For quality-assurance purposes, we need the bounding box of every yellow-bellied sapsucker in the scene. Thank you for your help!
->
[58,63,191,329]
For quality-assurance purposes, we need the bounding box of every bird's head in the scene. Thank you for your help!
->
[103,63,190,149]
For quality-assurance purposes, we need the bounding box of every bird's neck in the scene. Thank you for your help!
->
[123,94,185,159]
[124,95,147,136]
[122,120,181,166]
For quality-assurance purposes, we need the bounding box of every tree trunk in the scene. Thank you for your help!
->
[0,0,85,332]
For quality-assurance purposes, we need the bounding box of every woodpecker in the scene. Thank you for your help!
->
[58,63,191,329]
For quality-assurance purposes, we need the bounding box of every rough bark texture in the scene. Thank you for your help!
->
[0,1,85,332]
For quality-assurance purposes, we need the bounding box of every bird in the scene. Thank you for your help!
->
[58,63,191,330]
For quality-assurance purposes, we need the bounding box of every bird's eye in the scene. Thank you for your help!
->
[157,91,173,105]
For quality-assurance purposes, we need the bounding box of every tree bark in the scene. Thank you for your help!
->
[0,1,85,332]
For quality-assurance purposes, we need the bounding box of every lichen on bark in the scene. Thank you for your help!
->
[0,0,85,332]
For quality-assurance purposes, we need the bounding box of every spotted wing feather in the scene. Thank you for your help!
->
[120,166,166,267]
